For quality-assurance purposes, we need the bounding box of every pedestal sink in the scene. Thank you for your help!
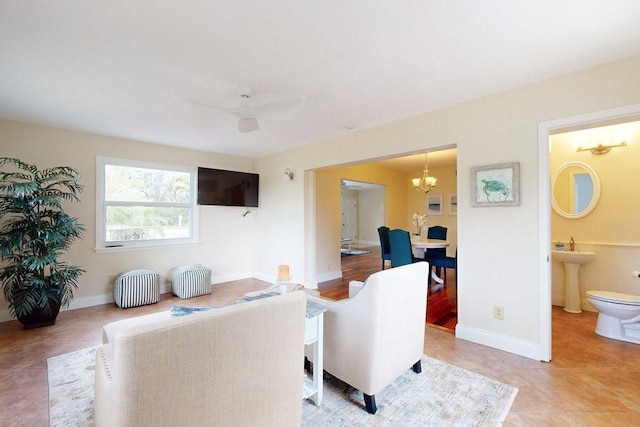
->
[552,250,595,313]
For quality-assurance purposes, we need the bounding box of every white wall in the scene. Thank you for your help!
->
[0,120,258,321]
[3,55,640,361]
[254,54,640,361]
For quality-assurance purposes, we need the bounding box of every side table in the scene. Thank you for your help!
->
[303,299,326,406]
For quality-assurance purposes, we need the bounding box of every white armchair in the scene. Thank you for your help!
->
[307,261,429,414]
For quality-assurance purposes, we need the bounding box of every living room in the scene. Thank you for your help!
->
[2,2,640,425]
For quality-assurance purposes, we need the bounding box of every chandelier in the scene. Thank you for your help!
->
[411,153,437,193]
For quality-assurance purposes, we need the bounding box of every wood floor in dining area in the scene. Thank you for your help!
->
[319,245,458,331]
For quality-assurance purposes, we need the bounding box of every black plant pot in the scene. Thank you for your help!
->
[17,302,60,330]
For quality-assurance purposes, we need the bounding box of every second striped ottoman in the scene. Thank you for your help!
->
[171,264,212,299]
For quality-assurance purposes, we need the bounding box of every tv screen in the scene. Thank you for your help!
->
[197,167,259,207]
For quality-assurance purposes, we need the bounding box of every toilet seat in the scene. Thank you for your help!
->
[587,290,640,306]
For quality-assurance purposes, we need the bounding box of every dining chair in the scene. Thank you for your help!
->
[428,249,457,289]
[425,226,448,279]
[388,229,423,267]
[377,226,392,270]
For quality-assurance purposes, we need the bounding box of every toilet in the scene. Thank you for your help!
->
[586,290,640,345]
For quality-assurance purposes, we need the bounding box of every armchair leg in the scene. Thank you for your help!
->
[363,393,377,414]
[412,360,422,373]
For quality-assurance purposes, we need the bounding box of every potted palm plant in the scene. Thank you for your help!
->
[0,157,85,329]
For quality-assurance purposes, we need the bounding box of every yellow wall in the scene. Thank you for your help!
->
[407,164,458,256]
[314,163,407,281]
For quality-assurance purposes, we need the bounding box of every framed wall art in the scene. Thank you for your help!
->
[471,162,520,207]
[448,194,457,215]
[426,194,443,215]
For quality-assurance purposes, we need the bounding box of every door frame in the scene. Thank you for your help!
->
[537,102,640,362]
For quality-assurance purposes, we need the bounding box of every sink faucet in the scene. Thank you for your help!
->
[569,236,575,251]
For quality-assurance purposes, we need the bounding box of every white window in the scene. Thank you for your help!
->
[96,157,198,250]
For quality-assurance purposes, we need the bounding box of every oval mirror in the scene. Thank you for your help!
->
[551,161,601,219]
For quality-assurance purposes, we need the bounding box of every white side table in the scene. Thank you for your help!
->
[303,300,326,406]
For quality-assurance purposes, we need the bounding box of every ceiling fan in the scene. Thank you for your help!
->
[173,88,305,133]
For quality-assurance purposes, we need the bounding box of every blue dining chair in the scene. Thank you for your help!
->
[388,229,423,267]
[425,226,448,278]
[429,249,457,288]
[377,226,392,270]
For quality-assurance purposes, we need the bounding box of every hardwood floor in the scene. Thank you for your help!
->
[319,246,458,330]
[1,262,639,425]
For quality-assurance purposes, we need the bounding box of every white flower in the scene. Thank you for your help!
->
[412,212,427,227]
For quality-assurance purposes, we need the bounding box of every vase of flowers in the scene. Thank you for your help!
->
[412,212,427,236]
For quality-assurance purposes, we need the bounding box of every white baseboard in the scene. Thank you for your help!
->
[211,271,252,284]
[315,270,342,284]
[455,323,545,361]
[0,274,253,324]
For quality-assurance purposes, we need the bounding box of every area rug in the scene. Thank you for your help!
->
[340,249,371,256]
[48,347,517,426]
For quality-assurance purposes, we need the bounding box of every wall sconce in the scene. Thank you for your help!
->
[283,168,294,181]
[576,141,627,155]
[411,153,437,193]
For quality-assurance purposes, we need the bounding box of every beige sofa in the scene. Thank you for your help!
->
[307,262,429,414]
[94,291,307,427]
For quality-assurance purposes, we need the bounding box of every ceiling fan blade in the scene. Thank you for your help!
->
[171,93,222,110]
[231,94,305,119]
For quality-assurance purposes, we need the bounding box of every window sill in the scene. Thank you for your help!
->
[94,241,201,253]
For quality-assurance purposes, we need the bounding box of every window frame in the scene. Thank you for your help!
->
[95,157,199,252]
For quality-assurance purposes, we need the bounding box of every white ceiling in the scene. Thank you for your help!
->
[2,2,640,159]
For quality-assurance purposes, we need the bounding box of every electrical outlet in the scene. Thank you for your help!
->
[493,305,504,320]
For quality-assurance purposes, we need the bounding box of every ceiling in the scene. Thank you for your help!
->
[2,2,640,159]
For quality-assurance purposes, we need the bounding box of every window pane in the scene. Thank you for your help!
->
[105,206,190,241]
[105,165,191,203]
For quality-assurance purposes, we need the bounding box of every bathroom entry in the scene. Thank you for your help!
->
[543,107,640,359]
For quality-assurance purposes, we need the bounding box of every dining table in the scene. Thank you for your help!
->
[410,237,450,286]
[410,237,450,255]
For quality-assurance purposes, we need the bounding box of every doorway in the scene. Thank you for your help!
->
[538,103,640,362]
[340,196,357,242]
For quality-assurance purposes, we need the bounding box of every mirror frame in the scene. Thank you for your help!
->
[551,161,601,219]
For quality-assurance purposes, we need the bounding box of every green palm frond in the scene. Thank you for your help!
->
[0,157,85,321]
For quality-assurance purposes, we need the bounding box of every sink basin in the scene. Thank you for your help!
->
[552,250,595,313]
[552,250,595,265]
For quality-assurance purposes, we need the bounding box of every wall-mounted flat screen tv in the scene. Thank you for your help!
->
[197,167,259,207]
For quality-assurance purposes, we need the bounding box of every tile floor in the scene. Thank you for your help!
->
[0,279,638,426]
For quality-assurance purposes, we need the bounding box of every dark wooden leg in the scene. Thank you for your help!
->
[412,360,422,373]
[382,259,385,270]
[363,393,377,414]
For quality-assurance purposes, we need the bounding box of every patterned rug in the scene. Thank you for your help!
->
[340,249,371,256]
[48,347,517,426]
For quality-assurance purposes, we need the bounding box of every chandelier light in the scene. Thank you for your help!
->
[412,153,437,193]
